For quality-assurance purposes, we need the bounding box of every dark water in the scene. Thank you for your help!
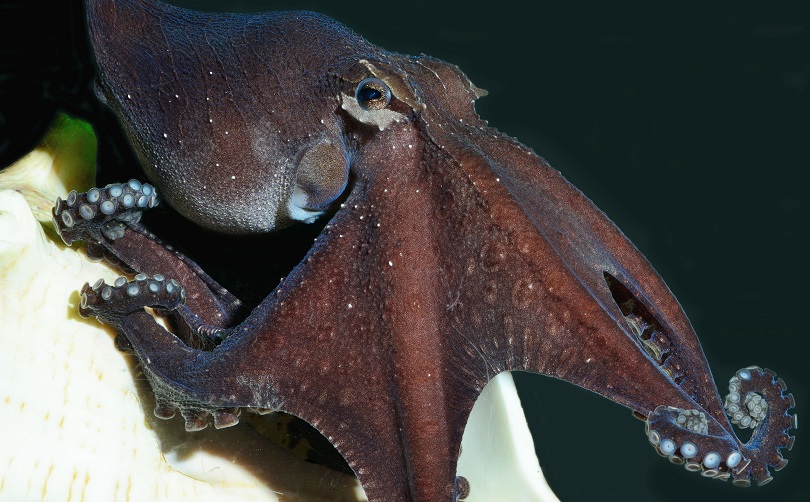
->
[1,1,806,500]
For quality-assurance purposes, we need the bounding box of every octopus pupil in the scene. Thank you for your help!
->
[359,86,381,103]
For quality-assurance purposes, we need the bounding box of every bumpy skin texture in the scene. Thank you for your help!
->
[63,0,797,500]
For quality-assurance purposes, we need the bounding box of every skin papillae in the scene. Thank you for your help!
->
[57,0,796,499]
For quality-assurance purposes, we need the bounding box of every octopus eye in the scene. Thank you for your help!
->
[355,77,391,111]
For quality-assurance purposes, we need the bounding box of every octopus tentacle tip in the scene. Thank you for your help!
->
[717,365,797,486]
[77,273,185,328]
[51,180,158,245]
[645,364,797,486]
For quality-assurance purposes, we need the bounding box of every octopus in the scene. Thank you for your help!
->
[35,0,802,500]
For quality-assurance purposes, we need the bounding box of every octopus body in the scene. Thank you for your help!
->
[49,0,797,499]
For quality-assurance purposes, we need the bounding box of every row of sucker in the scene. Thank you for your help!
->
[723,366,797,486]
[646,366,797,487]
[79,273,248,433]
[53,179,157,246]
[78,273,185,326]
[725,368,768,429]
[646,405,748,482]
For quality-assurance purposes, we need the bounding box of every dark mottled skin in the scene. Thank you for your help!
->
[64,0,795,499]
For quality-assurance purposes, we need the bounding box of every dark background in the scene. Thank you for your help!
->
[1,1,807,500]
